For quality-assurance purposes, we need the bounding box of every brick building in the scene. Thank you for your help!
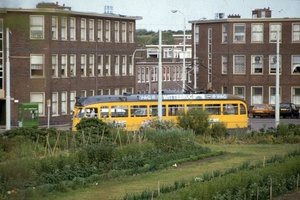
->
[191,8,300,110]
[0,2,141,126]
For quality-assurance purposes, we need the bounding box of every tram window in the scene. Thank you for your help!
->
[131,105,147,117]
[111,106,128,117]
[205,104,221,115]
[187,104,203,111]
[168,104,184,116]
[77,108,85,118]
[150,105,166,116]
[85,108,98,118]
[100,106,109,118]
[240,104,246,114]
[223,104,238,115]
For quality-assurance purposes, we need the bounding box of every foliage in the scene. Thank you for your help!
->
[147,118,176,130]
[75,118,110,134]
[177,108,211,136]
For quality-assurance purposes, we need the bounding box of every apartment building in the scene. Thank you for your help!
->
[135,34,193,93]
[0,2,141,126]
[191,8,300,109]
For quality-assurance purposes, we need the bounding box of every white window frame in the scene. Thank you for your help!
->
[81,90,86,97]
[97,54,103,76]
[30,92,45,116]
[52,54,58,77]
[70,17,76,41]
[61,17,67,40]
[292,23,300,43]
[292,55,300,74]
[137,67,141,82]
[114,88,119,95]
[129,56,133,75]
[269,86,282,105]
[122,21,127,43]
[129,22,134,43]
[105,20,111,42]
[251,23,263,43]
[97,20,103,42]
[115,21,119,42]
[251,55,263,74]
[89,54,95,76]
[52,92,58,116]
[233,23,245,43]
[233,86,245,100]
[30,54,44,77]
[61,54,67,77]
[251,86,263,105]
[80,18,86,41]
[105,55,111,76]
[121,55,127,75]
[89,19,94,41]
[114,55,120,75]
[233,55,245,74]
[51,16,58,40]
[269,23,282,43]
[70,54,76,77]
[292,87,300,105]
[70,91,76,111]
[30,15,44,39]
[81,54,87,76]
[222,55,227,74]
[61,91,67,115]
[269,55,281,74]
[222,24,227,43]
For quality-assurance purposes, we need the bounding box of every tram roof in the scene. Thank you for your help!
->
[76,92,244,107]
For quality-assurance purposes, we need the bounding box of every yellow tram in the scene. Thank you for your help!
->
[71,92,248,131]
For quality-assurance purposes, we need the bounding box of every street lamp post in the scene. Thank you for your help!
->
[171,10,186,92]
[275,29,280,127]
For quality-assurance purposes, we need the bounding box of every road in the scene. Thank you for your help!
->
[249,117,300,131]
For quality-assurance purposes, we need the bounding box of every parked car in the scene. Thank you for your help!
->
[252,104,275,118]
[279,103,300,118]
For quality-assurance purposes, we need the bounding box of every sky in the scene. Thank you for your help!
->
[1,0,300,31]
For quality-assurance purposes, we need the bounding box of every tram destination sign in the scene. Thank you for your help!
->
[138,94,228,101]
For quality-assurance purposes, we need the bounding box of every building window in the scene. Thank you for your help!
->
[137,67,141,82]
[97,89,103,95]
[52,92,58,116]
[105,20,111,42]
[292,87,300,105]
[105,55,111,76]
[141,67,145,82]
[233,23,245,43]
[89,54,95,76]
[269,55,281,74]
[129,22,134,43]
[81,90,86,97]
[61,54,67,77]
[0,20,3,90]
[222,86,227,94]
[70,91,76,111]
[70,17,76,41]
[70,54,76,77]
[122,22,127,43]
[52,54,58,77]
[251,23,263,43]
[30,15,44,39]
[97,55,103,76]
[114,88,119,95]
[233,86,245,100]
[81,54,87,76]
[89,19,94,41]
[114,55,119,75]
[222,56,227,74]
[233,55,245,74]
[251,87,263,105]
[129,56,133,75]
[292,23,300,43]
[251,55,263,74]
[104,89,110,95]
[269,87,281,105]
[97,20,103,42]
[89,90,94,96]
[270,23,281,43]
[80,18,86,41]
[51,16,58,40]
[61,17,67,40]
[121,55,127,75]
[292,55,300,74]
[30,92,45,116]
[30,54,44,77]
[195,25,200,44]
[114,21,119,42]
[222,24,227,43]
